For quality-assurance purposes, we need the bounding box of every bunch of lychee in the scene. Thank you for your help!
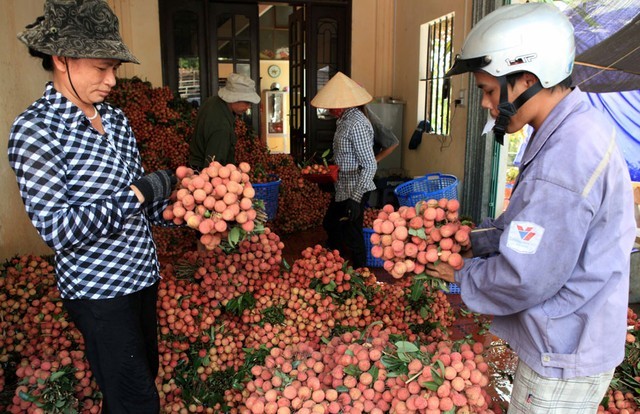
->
[370,198,472,279]
[162,160,267,250]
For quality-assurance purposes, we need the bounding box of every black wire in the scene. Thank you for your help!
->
[64,58,84,106]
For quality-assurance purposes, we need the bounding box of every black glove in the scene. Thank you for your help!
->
[132,170,177,205]
[345,198,361,222]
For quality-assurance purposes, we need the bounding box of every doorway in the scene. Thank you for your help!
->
[158,0,351,162]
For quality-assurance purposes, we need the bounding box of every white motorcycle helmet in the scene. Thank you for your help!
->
[446,3,575,143]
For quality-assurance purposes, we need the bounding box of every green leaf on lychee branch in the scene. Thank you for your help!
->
[344,364,361,377]
[369,365,380,382]
[260,305,285,326]
[408,227,427,239]
[224,292,256,316]
[423,380,439,391]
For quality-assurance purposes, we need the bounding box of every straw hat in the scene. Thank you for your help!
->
[310,72,372,109]
[18,0,139,64]
[218,73,261,104]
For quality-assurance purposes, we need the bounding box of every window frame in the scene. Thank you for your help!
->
[418,13,455,136]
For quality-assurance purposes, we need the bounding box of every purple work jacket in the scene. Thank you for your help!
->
[457,87,636,379]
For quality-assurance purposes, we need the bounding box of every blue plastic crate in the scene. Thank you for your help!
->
[394,173,458,207]
[253,177,281,221]
[363,228,384,268]
[447,282,461,294]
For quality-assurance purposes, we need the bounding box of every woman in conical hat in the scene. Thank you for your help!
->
[311,72,377,268]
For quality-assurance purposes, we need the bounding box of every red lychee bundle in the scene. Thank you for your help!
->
[363,207,381,228]
[370,198,472,279]
[162,160,267,250]
[107,77,194,173]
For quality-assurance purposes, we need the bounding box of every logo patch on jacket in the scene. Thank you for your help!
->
[506,221,544,254]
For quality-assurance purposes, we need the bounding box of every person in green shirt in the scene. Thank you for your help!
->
[189,73,260,169]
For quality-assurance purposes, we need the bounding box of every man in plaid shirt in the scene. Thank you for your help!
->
[9,1,175,412]
[311,72,377,268]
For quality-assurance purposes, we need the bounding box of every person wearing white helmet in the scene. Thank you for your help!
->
[426,3,636,412]
[446,2,576,145]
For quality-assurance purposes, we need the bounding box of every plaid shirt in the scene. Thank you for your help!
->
[8,83,167,300]
[333,108,377,202]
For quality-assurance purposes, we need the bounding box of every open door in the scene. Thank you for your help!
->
[288,2,351,163]
[159,0,351,156]
[159,0,261,134]
[307,5,350,162]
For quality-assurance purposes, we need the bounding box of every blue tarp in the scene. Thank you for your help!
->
[565,0,640,93]
[562,1,640,181]
[586,90,640,181]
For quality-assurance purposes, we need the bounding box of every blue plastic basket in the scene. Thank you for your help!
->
[447,282,461,294]
[394,173,458,207]
[253,178,281,221]
[363,228,384,268]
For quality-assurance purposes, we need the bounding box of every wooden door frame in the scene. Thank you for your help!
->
[305,3,351,162]
[288,6,306,161]
[159,0,209,103]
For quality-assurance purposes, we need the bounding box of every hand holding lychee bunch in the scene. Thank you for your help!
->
[162,160,267,250]
[370,198,472,279]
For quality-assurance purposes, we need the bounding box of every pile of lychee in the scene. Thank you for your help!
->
[369,198,472,279]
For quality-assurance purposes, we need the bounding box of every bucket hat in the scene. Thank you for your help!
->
[18,0,139,64]
[310,72,372,109]
[218,73,261,104]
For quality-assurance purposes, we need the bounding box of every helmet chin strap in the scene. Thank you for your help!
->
[492,76,543,145]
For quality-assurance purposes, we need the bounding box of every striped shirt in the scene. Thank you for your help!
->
[8,82,167,300]
[333,108,377,202]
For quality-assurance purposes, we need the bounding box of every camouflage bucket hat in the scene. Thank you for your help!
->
[18,0,139,64]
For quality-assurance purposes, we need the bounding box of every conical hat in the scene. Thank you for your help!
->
[310,72,373,109]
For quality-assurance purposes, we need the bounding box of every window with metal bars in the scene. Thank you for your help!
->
[419,13,454,136]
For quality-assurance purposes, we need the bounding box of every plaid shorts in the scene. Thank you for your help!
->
[508,359,613,413]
